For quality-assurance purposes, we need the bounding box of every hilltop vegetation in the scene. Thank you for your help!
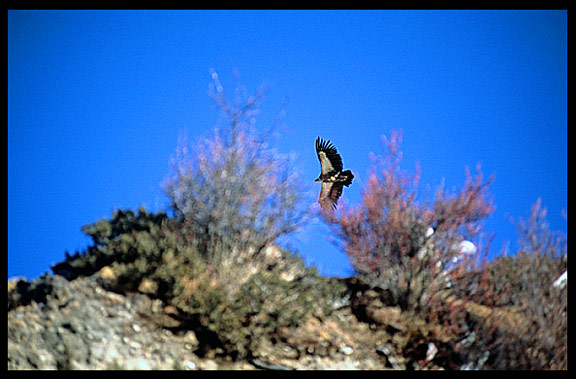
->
[8,79,566,370]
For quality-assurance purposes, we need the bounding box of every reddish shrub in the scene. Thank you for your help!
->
[323,131,495,313]
[323,131,566,369]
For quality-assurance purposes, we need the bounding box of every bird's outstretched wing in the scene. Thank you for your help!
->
[319,181,345,211]
[316,137,343,176]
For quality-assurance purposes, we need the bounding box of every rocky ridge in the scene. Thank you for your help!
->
[8,271,473,370]
[9,208,564,370]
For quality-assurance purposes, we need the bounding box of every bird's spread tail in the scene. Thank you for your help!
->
[340,170,354,186]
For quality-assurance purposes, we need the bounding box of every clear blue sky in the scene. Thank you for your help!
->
[8,10,567,279]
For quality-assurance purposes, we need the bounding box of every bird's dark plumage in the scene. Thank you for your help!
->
[315,137,354,211]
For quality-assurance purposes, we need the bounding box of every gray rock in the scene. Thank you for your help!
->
[8,275,199,370]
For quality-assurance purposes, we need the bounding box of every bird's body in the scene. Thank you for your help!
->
[315,137,354,211]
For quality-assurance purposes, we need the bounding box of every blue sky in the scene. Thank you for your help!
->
[8,10,567,279]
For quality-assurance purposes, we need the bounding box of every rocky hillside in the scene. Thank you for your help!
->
[9,267,558,370]
[8,208,566,370]
[7,271,477,370]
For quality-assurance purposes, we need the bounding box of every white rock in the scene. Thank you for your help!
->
[553,270,567,289]
[459,240,477,255]
[183,360,196,370]
[340,346,354,355]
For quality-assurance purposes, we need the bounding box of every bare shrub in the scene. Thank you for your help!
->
[322,130,495,314]
[163,72,308,292]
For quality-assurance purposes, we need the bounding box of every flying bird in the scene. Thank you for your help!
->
[315,137,354,211]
